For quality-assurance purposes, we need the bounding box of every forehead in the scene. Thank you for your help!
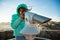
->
[18,8,26,12]
[18,7,27,12]
[19,7,26,10]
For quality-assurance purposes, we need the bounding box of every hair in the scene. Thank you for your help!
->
[18,7,28,13]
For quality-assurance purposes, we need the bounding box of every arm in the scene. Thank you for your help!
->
[11,14,22,29]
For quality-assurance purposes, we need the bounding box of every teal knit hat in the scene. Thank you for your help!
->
[17,4,28,10]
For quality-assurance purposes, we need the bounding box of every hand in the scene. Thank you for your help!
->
[31,19,35,24]
[20,14,25,20]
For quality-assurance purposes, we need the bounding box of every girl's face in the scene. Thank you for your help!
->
[19,8,26,15]
[19,8,26,19]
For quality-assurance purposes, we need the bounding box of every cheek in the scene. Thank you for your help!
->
[19,12,24,14]
[19,12,22,14]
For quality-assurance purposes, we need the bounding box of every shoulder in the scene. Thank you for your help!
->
[12,14,19,17]
[12,14,18,16]
[11,14,19,19]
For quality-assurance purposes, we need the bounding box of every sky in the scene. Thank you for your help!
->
[0,0,60,22]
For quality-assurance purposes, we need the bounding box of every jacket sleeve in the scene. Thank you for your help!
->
[11,14,22,29]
